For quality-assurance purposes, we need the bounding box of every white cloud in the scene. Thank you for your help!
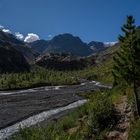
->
[24,33,40,43]
[15,32,24,40]
[2,28,12,34]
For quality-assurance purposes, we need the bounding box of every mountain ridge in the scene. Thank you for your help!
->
[30,33,116,57]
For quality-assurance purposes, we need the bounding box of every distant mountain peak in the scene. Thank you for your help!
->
[50,33,83,43]
[44,33,92,56]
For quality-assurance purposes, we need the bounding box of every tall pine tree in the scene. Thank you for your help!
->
[113,16,140,117]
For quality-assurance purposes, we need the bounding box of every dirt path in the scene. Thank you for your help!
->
[106,96,132,140]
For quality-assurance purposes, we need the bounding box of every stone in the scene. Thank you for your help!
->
[107,131,120,139]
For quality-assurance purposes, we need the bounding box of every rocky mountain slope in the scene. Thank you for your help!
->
[0,30,38,63]
[88,41,107,53]
[35,42,119,71]
[30,39,49,54]
[35,53,95,70]
[0,44,30,73]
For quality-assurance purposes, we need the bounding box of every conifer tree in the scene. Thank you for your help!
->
[113,16,140,116]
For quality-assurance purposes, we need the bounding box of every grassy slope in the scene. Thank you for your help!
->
[73,44,118,84]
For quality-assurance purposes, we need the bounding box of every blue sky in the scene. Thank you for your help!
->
[0,0,140,42]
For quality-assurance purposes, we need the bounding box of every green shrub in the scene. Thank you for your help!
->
[129,119,140,140]
[0,67,79,90]
[87,93,116,133]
